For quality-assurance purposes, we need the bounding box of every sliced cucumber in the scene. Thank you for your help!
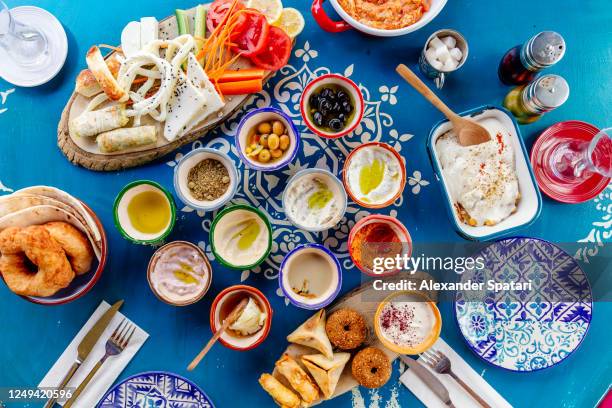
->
[195,5,207,38]
[175,9,190,36]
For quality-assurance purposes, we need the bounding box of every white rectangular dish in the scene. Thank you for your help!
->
[427,106,542,241]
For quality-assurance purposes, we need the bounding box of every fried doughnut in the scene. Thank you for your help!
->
[43,222,94,275]
[0,226,74,297]
[0,227,22,254]
[326,308,367,350]
[351,347,391,389]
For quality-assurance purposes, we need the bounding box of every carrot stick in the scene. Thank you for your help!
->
[216,79,263,95]
[217,69,265,83]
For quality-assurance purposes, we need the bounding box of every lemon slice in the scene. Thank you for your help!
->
[273,8,305,38]
[247,0,283,24]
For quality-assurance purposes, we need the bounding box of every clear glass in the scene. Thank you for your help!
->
[550,127,612,181]
[0,1,48,67]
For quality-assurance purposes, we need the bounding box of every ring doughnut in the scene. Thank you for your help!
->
[0,226,74,297]
[43,222,94,275]
[326,308,367,350]
[351,347,391,389]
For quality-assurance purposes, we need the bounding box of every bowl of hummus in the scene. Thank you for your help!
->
[147,241,212,306]
[282,168,347,232]
[428,106,542,241]
[344,142,406,208]
[210,284,272,351]
[210,204,272,270]
[374,291,441,355]
[312,0,447,37]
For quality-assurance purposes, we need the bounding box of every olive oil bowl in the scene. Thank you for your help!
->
[113,180,176,245]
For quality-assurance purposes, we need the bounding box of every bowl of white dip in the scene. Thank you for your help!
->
[343,142,406,208]
[210,285,272,350]
[428,106,542,241]
[279,243,342,309]
[210,205,272,270]
[282,168,347,232]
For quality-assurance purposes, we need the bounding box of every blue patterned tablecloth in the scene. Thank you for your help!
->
[1,0,611,407]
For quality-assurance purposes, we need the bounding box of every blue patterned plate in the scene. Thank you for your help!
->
[454,237,592,372]
[98,371,215,408]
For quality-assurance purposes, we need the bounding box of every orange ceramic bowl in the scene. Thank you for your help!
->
[374,291,441,355]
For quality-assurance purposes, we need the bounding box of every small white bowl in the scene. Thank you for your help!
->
[210,285,272,351]
[235,107,300,171]
[174,148,239,212]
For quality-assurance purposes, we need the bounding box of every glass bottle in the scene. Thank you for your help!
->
[503,74,569,124]
[498,31,565,85]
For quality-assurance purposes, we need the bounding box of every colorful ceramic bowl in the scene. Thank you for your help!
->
[343,142,406,208]
[210,204,272,270]
[282,168,348,232]
[113,180,176,245]
[23,201,107,306]
[427,105,542,241]
[147,241,212,307]
[235,107,300,171]
[300,74,364,139]
[174,148,239,212]
[210,285,272,351]
[311,0,447,37]
[98,371,215,408]
[279,243,342,310]
[348,214,412,277]
[374,291,442,355]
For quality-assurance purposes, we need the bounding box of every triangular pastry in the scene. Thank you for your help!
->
[301,353,350,399]
[287,310,333,359]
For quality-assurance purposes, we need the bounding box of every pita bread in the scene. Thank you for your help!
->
[287,310,333,359]
[0,205,100,260]
[302,353,350,399]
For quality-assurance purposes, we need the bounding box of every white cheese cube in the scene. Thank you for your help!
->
[450,47,463,62]
[429,36,446,51]
[435,46,452,63]
[442,36,457,49]
[425,47,438,64]
[443,59,458,71]
[431,59,444,70]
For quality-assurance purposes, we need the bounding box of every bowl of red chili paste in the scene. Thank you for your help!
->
[348,214,412,276]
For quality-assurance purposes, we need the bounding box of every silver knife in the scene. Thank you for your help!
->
[400,355,456,408]
[43,300,124,408]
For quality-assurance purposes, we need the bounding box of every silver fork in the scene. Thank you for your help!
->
[63,319,137,408]
[421,349,492,408]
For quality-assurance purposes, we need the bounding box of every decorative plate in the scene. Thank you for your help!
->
[454,237,592,372]
[98,371,215,408]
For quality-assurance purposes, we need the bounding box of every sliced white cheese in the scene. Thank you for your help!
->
[140,17,159,49]
[121,21,141,58]
[164,69,208,141]
[184,53,225,133]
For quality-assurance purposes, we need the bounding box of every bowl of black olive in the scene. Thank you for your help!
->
[300,74,364,138]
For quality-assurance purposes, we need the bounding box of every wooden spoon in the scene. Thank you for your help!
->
[396,64,491,146]
[187,297,249,371]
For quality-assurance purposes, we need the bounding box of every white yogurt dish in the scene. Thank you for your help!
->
[282,168,347,232]
[427,106,541,241]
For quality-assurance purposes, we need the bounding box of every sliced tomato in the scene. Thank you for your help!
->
[230,10,270,57]
[251,26,292,71]
[207,0,245,34]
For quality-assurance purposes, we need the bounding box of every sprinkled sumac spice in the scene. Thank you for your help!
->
[187,159,230,201]
[379,302,430,348]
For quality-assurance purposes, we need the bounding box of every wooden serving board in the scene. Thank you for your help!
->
[271,271,438,406]
[57,5,270,171]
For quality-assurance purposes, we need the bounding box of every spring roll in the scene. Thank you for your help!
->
[275,354,320,404]
[259,374,301,408]
[97,125,157,153]
[70,105,129,138]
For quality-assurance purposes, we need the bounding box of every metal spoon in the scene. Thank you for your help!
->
[396,64,490,146]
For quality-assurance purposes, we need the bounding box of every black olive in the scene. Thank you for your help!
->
[328,118,343,131]
[309,94,320,110]
[332,101,342,113]
[337,90,348,101]
[338,113,346,123]
[319,100,332,116]
[342,101,353,114]
[321,88,332,98]
[313,111,324,127]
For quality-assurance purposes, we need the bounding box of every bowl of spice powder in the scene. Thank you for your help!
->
[174,148,239,212]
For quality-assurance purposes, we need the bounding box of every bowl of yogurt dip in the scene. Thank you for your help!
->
[210,285,272,350]
[147,241,212,306]
[210,204,272,270]
[282,168,347,232]
[374,291,442,355]
[279,243,342,310]
[343,142,406,208]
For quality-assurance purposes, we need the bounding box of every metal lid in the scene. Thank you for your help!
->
[525,74,570,112]
[522,31,566,70]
